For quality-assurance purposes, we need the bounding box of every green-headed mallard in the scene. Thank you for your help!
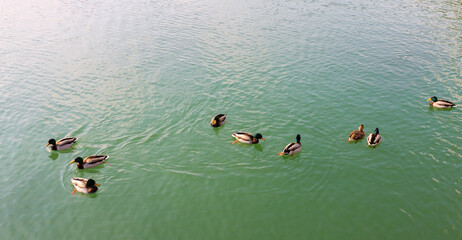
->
[367,128,382,148]
[278,134,301,156]
[71,177,99,194]
[46,137,77,150]
[69,155,109,169]
[211,114,227,127]
[427,96,456,108]
[232,132,265,144]
[348,124,365,143]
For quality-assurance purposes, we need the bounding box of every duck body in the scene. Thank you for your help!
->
[367,128,382,148]
[71,177,99,194]
[428,96,456,108]
[70,155,109,169]
[47,137,77,150]
[211,114,227,127]
[279,134,301,156]
[232,132,265,144]
[348,124,365,143]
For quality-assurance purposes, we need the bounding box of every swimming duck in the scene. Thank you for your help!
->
[71,178,99,194]
[232,132,265,144]
[278,134,301,156]
[46,137,77,150]
[427,96,456,108]
[367,128,382,148]
[211,114,227,127]
[348,124,365,143]
[69,155,109,169]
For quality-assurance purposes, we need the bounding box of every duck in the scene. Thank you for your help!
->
[71,178,99,194]
[278,134,301,156]
[427,96,456,108]
[46,137,77,150]
[211,114,227,127]
[232,132,265,144]
[348,124,365,143]
[69,155,109,169]
[367,128,382,148]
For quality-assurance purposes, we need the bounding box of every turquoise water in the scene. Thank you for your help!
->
[1,0,461,239]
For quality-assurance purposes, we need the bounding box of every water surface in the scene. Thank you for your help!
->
[1,0,461,239]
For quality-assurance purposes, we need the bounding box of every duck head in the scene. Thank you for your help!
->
[47,138,56,146]
[86,179,99,193]
[70,157,84,164]
[86,179,100,187]
[254,133,265,141]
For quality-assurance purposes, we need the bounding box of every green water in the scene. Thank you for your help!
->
[1,0,461,239]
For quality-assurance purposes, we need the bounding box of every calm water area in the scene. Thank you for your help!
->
[1,0,461,239]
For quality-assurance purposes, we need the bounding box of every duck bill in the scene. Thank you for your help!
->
[46,143,49,146]
[95,183,100,187]
[69,160,75,164]
[427,98,432,101]
[261,138,265,141]
[278,152,283,156]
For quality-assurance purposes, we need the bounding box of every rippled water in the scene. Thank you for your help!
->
[1,0,461,239]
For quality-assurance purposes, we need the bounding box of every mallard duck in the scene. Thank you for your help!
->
[348,124,365,143]
[232,132,265,144]
[69,155,109,169]
[427,96,456,108]
[211,114,227,127]
[46,137,77,150]
[367,128,382,148]
[71,178,99,194]
[278,134,301,156]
